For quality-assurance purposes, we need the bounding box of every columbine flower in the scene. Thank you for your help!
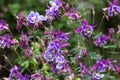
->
[0,34,16,49]
[27,11,47,24]
[49,0,62,7]
[115,65,120,75]
[79,48,87,58]
[92,59,110,72]
[31,73,42,80]
[103,0,120,16]
[19,33,29,49]
[55,55,66,70]
[64,8,80,20]
[44,50,56,61]
[79,63,88,74]
[23,48,33,59]
[9,65,22,80]
[93,34,110,47]
[75,19,94,37]
[45,5,59,21]
[53,30,69,43]
[92,72,104,80]
[0,20,9,31]
[44,42,62,61]
[16,12,24,30]
[18,74,30,80]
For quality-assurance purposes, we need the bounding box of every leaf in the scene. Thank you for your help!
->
[103,45,116,49]
[93,32,102,39]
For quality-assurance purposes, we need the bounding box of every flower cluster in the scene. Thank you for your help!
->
[0,0,120,80]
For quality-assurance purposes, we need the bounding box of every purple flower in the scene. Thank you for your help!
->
[79,63,88,74]
[75,19,94,37]
[45,6,60,21]
[92,72,104,80]
[16,12,24,30]
[103,0,120,16]
[27,11,47,24]
[55,55,66,70]
[79,48,87,58]
[18,74,30,80]
[19,33,29,49]
[0,34,16,49]
[93,34,110,47]
[44,41,62,61]
[64,8,80,20]
[23,48,33,59]
[115,65,120,75]
[92,59,110,72]
[53,30,69,43]
[31,73,42,80]
[0,20,9,31]
[49,0,62,7]
[44,50,56,61]
[9,65,22,80]
[108,28,115,37]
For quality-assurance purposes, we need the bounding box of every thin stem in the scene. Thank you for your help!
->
[3,55,13,67]
[97,16,105,32]
[92,9,95,25]
[8,29,32,74]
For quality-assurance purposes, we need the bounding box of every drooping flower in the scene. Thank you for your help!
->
[19,33,29,49]
[64,8,80,20]
[93,34,110,47]
[79,48,87,58]
[92,72,104,80]
[0,34,16,49]
[27,11,47,24]
[16,12,24,30]
[75,19,94,37]
[23,48,33,59]
[108,28,115,37]
[9,65,22,80]
[0,20,9,31]
[103,0,120,17]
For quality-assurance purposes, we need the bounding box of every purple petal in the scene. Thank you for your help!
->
[113,0,118,5]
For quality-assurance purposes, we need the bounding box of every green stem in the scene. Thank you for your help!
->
[97,16,105,32]
[3,55,13,67]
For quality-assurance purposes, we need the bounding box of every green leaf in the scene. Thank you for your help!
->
[103,45,116,49]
